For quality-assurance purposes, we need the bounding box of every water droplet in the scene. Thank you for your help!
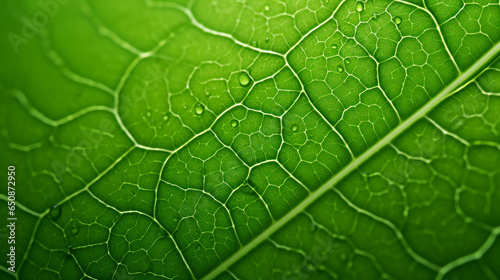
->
[163,114,169,121]
[183,104,188,110]
[305,260,317,272]
[372,13,379,19]
[394,16,402,25]
[196,245,202,252]
[291,124,298,132]
[331,44,338,49]
[194,230,200,237]
[49,205,61,221]
[337,66,344,73]
[172,217,179,223]
[146,111,152,118]
[230,119,239,128]
[158,125,163,130]
[194,105,204,115]
[264,5,270,11]
[239,72,251,87]
[252,41,258,47]
[70,223,79,235]
[129,190,135,197]
[265,37,269,42]
[204,91,210,96]
[340,253,347,261]
[356,1,364,12]
[345,58,351,64]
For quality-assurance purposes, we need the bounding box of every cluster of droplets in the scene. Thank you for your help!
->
[49,205,80,236]
[328,2,402,75]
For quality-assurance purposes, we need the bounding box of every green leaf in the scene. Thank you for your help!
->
[1,0,499,280]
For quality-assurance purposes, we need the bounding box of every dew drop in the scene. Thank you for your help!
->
[337,66,344,73]
[331,44,338,49]
[239,72,251,87]
[264,5,270,11]
[265,37,269,42]
[230,119,239,128]
[196,245,202,252]
[163,114,169,121]
[305,260,317,272]
[71,223,79,235]
[172,217,179,223]
[183,104,188,110]
[291,124,298,132]
[372,13,379,19]
[355,1,364,12]
[49,205,61,221]
[194,104,204,115]
[340,253,347,261]
[205,91,210,97]
[394,16,402,25]
[345,58,351,64]
[146,111,152,118]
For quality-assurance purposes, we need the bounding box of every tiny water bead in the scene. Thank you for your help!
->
[264,5,270,11]
[49,205,61,221]
[394,16,402,25]
[163,114,169,121]
[305,260,317,272]
[291,124,298,132]
[146,111,152,118]
[345,58,351,64]
[340,253,348,261]
[331,44,338,49]
[356,1,364,12]
[239,72,251,87]
[196,245,202,252]
[230,119,239,128]
[70,223,79,235]
[205,91,210,96]
[337,66,344,73]
[194,104,204,115]
[172,217,179,223]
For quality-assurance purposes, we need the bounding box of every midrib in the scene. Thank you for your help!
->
[202,41,500,280]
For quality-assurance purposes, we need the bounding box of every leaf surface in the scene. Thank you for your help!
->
[0,0,499,280]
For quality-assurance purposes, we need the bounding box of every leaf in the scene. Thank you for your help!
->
[0,0,499,280]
